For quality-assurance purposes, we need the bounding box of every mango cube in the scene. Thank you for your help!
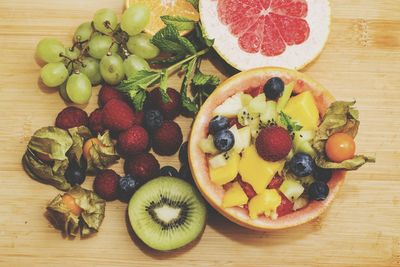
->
[248,189,282,219]
[239,145,285,194]
[210,152,240,185]
[222,182,248,208]
[283,91,319,130]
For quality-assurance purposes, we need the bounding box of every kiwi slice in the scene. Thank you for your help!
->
[128,176,207,251]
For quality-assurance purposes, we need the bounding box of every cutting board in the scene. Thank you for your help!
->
[0,0,399,266]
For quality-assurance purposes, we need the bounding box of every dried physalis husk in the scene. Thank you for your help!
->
[22,126,73,191]
[67,126,92,168]
[47,185,106,237]
[86,130,120,172]
[312,101,375,170]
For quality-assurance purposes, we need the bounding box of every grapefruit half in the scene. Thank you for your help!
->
[200,0,331,70]
[189,67,345,230]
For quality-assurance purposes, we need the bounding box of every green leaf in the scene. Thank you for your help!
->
[161,16,196,31]
[186,0,199,10]
[129,88,147,111]
[159,69,171,103]
[181,58,198,113]
[279,112,303,133]
[151,24,197,55]
[194,22,214,48]
[192,71,220,88]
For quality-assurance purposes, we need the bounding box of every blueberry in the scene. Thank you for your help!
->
[264,77,284,100]
[179,164,193,183]
[213,129,235,152]
[308,181,329,201]
[65,160,86,186]
[118,174,141,202]
[289,153,315,177]
[179,142,188,164]
[160,166,179,177]
[313,166,333,183]
[209,115,229,135]
[144,109,163,132]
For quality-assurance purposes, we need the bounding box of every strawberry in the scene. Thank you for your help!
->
[118,126,149,157]
[55,106,88,130]
[148,87,181,120]
[98,84,125,107]
[237,175,256,199]
[93,169,120,201]
[276,192,294,217]
[124,153,160,183]
[152,121,183,156]
[267,174,284,189]
[88,108,105,135]
[255,126,292,161]
[102,99,134,132]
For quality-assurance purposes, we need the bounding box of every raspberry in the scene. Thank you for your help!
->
[93,169,120,201]
[102,99,134,132]
[118,126,149,157]
[255,126,292,161]
[55,106,88,130]
[88,108,105,135]
[124,153,160,183]
[98,84,125,107]
[152,121,183,156]
[148,88,181,120]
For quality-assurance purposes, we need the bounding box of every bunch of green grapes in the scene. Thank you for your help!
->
[35,4,160,105]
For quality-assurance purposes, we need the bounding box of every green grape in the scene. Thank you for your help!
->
[78,57,103,86]
[64,47,80,60]
[127,33,160,59]
[66,72,92,104]
[73,21,93,42]
[93,8,118,34]
[123,55,150,77]
[59,82,71,102]
[88,35,118,59]
[100,54,125,85]
[40,62,69,87]
[121,4,150,36]
[36,38,65,63]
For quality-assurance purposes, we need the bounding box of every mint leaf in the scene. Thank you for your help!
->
[129,88,147,111]
[194,22,214,48]
[186,0,199,10]
[279,112,303,133]
[192,71,220,88]
[181,58,198,113]
[161,16,196,32]
[159,69,170,103]
[151,25,196,56]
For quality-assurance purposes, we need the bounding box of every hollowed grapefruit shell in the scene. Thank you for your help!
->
[189,67,346,230]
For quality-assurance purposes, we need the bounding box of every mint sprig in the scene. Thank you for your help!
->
[160,16,196,32]
[279,112,303,133]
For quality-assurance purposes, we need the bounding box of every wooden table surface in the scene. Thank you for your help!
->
[0,0,399,266]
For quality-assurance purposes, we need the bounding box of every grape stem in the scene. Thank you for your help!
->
[165,48,209,75]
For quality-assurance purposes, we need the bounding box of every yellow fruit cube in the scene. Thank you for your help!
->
[222,182,248,208]
[210,152,240,185]
[239,146,285,194]
[248,189,282,219]
[283,91,319,130]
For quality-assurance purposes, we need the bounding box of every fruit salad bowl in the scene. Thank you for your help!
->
[189,67,347,231]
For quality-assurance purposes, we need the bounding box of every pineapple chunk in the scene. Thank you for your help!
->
[248,94,268,113]
[248,189,282,219]
[238,126,251,149]
[222,182,248,208]
[210,152,240,185]
[213,93,243,118]
[199,135,219,155]
[239,145,285,194]
[229,125,243,153]
[283,91,319,130]
[279,178,305,202]
[241,93,253,106]
[277,81,295,112]
[208,153,227,169]
[260,100,277,124]
[293,197,309,211]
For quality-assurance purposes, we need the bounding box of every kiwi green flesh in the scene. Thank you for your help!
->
[128,176,207,251]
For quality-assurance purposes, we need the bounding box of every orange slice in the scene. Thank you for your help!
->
[126,0,199,35]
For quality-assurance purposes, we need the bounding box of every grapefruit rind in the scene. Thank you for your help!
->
[189,67,344,230]
[199,0,331,70]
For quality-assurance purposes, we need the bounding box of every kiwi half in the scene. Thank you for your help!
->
[128,176,207,251]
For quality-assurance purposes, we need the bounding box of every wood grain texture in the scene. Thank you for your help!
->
[0,0,399,266]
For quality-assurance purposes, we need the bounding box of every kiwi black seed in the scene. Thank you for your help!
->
[128,176,207,251]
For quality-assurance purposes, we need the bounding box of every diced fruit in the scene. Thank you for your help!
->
[209,115,229,134]
[229,125,243,153]
[308,181,329,201]
[238,107,258,126]
[325,132,356,162]
[260,101,277,125]
[247,94,267,113]
[213,129,235,152]
[249,116,262,138]
[210,152,240,185]
[293,197,309,211]
[294,130,315,142]
[267,174,284,189]
[222,182,249,208]
[237,175,256,199]
[212,93,243,118]
[241,93,253,106]
[289,152,315,177]
[239,145,285,194]
[279,178,305,202]
[283,91,319,130]
[264,77,284,100]
[199,135,219,155]
[277,81,295,112]
[276,192,294,217]
[208,153,228,169]
[248,189,282,219]
[238,126,251,150]
[295,140,317,158]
